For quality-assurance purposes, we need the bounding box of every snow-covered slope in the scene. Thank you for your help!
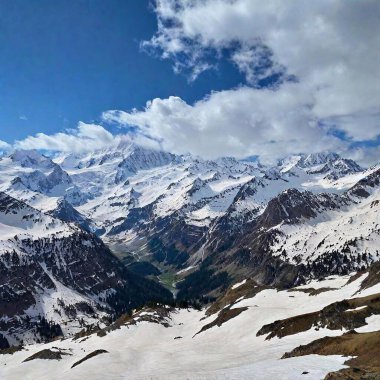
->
[271,185,380,266]
[1,266,379,380]
[0,151,88,210]
[0,146,379,293]
[0,192,172,347]
[198,166,380,293]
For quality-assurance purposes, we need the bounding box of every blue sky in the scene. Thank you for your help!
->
[0,0,244,142]
[0,0,379,165]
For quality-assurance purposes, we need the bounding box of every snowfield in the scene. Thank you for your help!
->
[1,273,378,380]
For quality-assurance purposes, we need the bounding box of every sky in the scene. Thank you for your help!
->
[0,0,379,165]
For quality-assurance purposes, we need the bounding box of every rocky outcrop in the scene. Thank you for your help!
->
[0,192,173,346]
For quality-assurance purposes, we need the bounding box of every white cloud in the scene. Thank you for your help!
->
[344,145,380,168]
[15,123,118,153]
[103,83,347,163]
[0,140,11,151]
[144,0,380,143]
[8,1,380,166]
[231,45,285,87]
[13,122,162,155]
[19,115,28,121]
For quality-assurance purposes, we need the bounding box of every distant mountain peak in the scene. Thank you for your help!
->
[277,152,362,181]
[301,152,341,167]
[9,149,55,169]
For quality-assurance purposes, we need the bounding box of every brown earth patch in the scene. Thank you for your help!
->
[71,349,109,368]
[73,325,102,340]
[282,330,380,379]
[23,348,72,362]
[0,345,23,356]
[206,278,269,316]
[360,261,380,292]
[346,271,366,285]
[195,307,248,336]
[288,287,338,296]
[257,293,380,340]
[96,306,174,337]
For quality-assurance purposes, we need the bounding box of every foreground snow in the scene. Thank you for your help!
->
[1,273,378,380]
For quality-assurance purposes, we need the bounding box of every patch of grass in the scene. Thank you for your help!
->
[158,271,178,294]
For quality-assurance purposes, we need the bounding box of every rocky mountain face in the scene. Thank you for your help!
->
[200,172,379,292]
[0,145,378,305]
[0,191,172,347]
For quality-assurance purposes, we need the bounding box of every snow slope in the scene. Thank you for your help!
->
[0,272,378,380]
[271,188,380,265]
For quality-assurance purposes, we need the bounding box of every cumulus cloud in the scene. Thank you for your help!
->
[9,1,379,166]
[143,0,380,143]
[13,122,162,154]
[15,123,118,153]
[230,44,286,87]
[103,83,348,163]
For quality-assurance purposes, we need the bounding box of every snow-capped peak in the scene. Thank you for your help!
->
[9,149,55,169]
[301,152,341,167]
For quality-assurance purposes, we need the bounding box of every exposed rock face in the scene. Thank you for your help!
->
[278,152,362,179]
[23,348,72,362]
[282,331,380,379]
[48,199,92,231]
[347,167,380,199]
[194,307,248,336]
[0,146,379,300]
[257,293,380,340]
[0,334,9,350]
[0,192,172,346]
[192,168,380,297]
[115,145,178,183]
[9,150,55,169]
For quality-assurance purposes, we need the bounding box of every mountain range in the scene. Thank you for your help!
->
[0,144,379,378]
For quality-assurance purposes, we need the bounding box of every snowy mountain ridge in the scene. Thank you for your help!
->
[0,144,379,305]
[0,144,379,380]
[0,190,172,347]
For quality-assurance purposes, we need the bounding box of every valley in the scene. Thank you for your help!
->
[0,146,379,379]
